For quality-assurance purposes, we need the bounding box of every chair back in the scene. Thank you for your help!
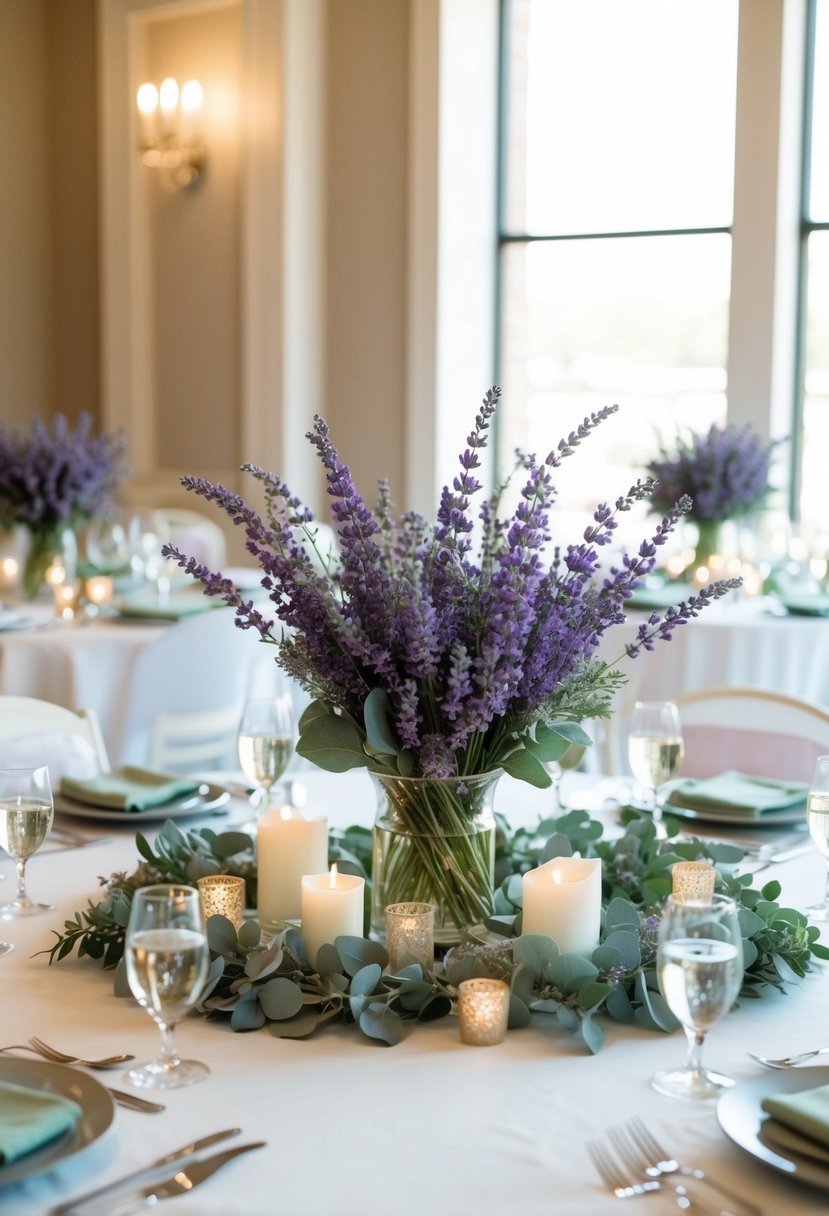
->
[673,685,829,782]
[0,696,110,782]
[151,507,227,569]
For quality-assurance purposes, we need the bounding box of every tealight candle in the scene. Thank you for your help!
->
[85,575,114,607]
[301,864,365,967]
[257,806,328,931]
[198,874,246,926]
[671,860,716,903]
[458,978,510,1046]
[0,557,18,593]
[385,902,434,972]
[521,856,602,955]
[54,581,81,621]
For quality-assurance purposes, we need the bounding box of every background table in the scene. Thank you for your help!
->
[1,770,827,1215]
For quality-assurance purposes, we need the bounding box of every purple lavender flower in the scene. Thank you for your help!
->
[647,423,779,521]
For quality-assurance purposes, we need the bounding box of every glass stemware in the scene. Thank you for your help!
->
[545,742,588,812]
[237,694,296,818]
[0,766,54,918]
[653,893,743,1100]
[627,699,684,838]
[806,754,829,920]
[85,512,132,575]
[124,884,210,1089]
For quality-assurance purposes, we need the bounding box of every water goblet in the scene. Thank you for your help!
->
[237,694,295,818]
[806,754,829,920]
[653,893,743,1100]
[545,741,588,812]
[0,766,54,918]
[124,884,210,1089]
[627,699,684,838]
[85,512,132,575]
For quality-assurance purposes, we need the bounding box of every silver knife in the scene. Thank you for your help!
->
[50,1128,241,1215]
[76,1141,266,1216]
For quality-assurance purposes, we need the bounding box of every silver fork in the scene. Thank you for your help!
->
[749,1045,829,1069]
[620,1117,763,1216]
[0,1037,134,1069]
[587,1138,718,1211]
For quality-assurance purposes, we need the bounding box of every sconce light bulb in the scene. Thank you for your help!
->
[136,82,159,115]
[159,76,180,116]
[180,79,204,115]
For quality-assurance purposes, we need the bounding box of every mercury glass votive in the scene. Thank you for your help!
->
[458,978,510,1046]
[385,902,435,972]
[197,874,246,926]
[671,861,716,903]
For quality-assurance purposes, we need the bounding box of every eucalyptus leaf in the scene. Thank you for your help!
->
[268,1008,320,1039]
[113,957,130,998]
[296,709,367,772]
[513,934,559,976]
[314,943,342,977]
[508,994,532,1029]
[546,955,598,991]
[206,915,239,956]
[602,930,641,971]
[359,1003,404,1046]
[500,748,552,788]
[336,936,388,976]
[605,985,634,1023]
[417,994,452,1022]
[238,920,262,950]
[363,686,400,756]
[245,938,284,981]
[258,976,304,1020]
[540,834,574,863]
[231,991,266,1031]
[350,963,382,998]
[578,1013,606,1054]
[212,832,255,859]
[604,898,640,932]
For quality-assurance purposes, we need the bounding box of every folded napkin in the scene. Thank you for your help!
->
[777,592,829,618]
[761,1084,829,1164]
[113,591,217,621]
[665,771,808,818]
[0,1079,82,1166]
[60,765,201,812]
[627,583,689,612]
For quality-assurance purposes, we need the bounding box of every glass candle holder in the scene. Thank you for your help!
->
[385,902,435,972]
[197,874,246,926]
[671,860,716,902]
[458,978,510,1046]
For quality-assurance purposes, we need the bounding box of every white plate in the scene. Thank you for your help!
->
[663,801,806,827]
[53,782,231,823]
[717,1066,829,1192]
[0,1058,116,1188]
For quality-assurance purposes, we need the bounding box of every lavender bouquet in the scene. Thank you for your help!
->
[646,423,777,523]
[0,413,127,597]
[165,389,738,935]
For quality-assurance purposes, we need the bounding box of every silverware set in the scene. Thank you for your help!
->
[589,1118,763,1215]
[749,1045,829,1069]
[0,1037,163,1113]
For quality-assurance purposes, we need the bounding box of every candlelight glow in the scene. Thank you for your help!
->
[551,869,562,885]
[329,863,338,889]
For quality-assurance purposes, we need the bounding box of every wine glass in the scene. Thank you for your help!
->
[0,767,54,918]
[627,700,684,838]
[237,695,296,817]
[545,742,588,812]
[124,884,210,1089]
[653,893,743,1099]
[85,512,132,575]
[806,754,829,919]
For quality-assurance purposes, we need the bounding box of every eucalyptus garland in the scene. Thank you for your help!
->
[42,811,829,1054]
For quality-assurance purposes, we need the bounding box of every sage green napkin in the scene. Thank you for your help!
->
[777,592,829,618]
[761,1084,829,1164]
[60,766,200,812]
[113,592,216,621]
[665,771,808,819]
[0,1079,82,1166]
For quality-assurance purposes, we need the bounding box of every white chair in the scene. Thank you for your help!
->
[117,608,260,772]
[673,686,829,782]
[0,696,110,782]
[150,507,228,569]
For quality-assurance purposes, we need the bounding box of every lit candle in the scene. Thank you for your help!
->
[385,902,434,972]
[521,856,602,956]
[458,978,510,1046]
[198,874,246,926]
[300,863,365,967]
[671,860,716,903]
[85,575,114,608]
[0,557,17,593]
[54,581,81,621]
[257,806,328,931]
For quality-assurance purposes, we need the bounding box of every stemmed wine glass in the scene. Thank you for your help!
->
[545,742,588,812]
[124,884,210,1089]
[0,766,54,919]
[627,700,684,838]
[85,511,132,575]
[806,754,829,920]
[237,694,296,819]
[653,893,743,1099]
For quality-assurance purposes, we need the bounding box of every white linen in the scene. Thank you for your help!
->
[1,769,827,1215]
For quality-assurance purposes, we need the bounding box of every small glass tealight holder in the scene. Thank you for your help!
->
[197,874,246,927]
[671,860,716,903]
[385,902,435,972]
[458,978,510,1047]
[54,580,82,621]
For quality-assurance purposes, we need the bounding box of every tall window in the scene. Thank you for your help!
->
[497,0,739,536]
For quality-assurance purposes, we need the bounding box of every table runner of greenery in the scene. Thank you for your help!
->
[42,810,828,1053]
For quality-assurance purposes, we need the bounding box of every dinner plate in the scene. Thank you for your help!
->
[663,800,806,828]
[717,1066,829,1192]
[53,781,231,823]
[0,1058,116,1188]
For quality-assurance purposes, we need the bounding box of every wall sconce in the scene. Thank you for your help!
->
[136,77,205,191]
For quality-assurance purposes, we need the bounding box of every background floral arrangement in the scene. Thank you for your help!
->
[646,421,778,523]
[165,388,739,789]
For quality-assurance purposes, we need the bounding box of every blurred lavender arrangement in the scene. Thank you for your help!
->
[0,413,127,598]
[166,389,739,936]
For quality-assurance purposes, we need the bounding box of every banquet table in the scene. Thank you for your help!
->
[2,769,828,1216]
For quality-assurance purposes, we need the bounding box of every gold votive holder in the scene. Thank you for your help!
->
[672,861,716,902]
[198,874,246,926]
[385,902,435,972]
[458,977,510,1047]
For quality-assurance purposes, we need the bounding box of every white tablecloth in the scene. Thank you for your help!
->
[1,770,828,1215]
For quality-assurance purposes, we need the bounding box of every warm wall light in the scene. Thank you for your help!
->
[136,76,205,190]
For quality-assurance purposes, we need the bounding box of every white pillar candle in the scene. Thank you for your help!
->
[521,856,602,956]
[257,806,328,930]
[301,864,365,967]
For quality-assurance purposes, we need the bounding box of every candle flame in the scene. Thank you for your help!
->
[329,862,338,889]
[280,805,293,822]
[551,869,562,885]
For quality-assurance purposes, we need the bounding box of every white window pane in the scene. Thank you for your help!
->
[498,235,730,534]
[809,0,829,219]
[503,0,738,235]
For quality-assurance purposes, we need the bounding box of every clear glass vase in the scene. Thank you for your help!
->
[370,770,499,946]
[21,525,77,600]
